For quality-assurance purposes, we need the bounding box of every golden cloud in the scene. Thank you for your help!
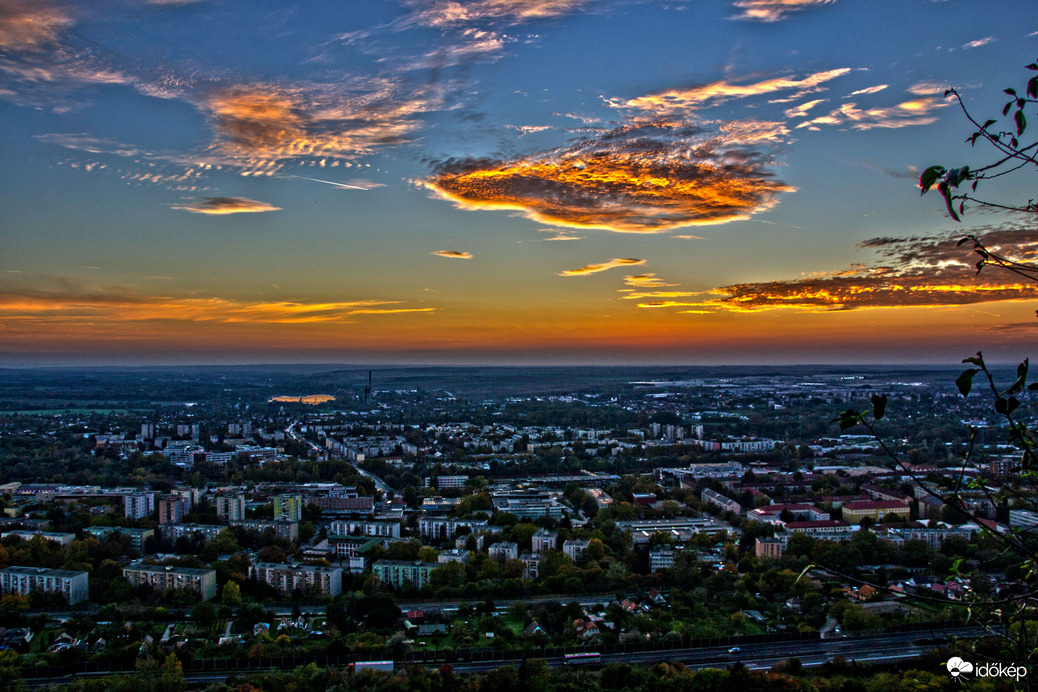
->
[558,258,645,277]
[172,197,281,215]
[729,0,835,22]
[424,121,795,232]
[432,250,474,259]
[0,280,436,325]
[658,228,1038,314]
[0,0,71,51]
[622,274,677,288]
[608,69,851,116]
[203,83,430,174]
[408,0,589,27]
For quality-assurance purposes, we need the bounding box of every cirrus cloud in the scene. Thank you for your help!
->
[729,0,836,22]
[558,258,645,276]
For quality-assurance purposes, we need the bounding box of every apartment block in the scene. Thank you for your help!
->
[250,562,342,596]
[215,493,246,522]
[563,539,589,563]
[531,528,557,553]
[329,518,400,539]
[122,563,217,601]
[273,494,303,523]
[157,494,185,525]
[371,560,438,589]
[123,492,155,520]
[488,541,519,561]
[83,526,154,554]
[0,566,89,605]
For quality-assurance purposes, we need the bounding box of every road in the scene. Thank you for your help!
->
[22,627,979,687]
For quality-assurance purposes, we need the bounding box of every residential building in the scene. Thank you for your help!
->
[230,519,298,542]
[0,531,75,546]
[157,494,185,525]
[251,563,342,596]
[519,553,540,579]
[83,526,154,554]
[215,493,246,522]
[273,494,303,523]
[531,528,557,553]
[841,500,911,524]
[418,515,487,540]
[649,545,685,573]
[371,560,438,589]
[701,488,742,514]
[755,537,786,560]
[164,523,225,543]
[0,566,89,605]
[424,475,469,489]
[488,541,519,561]
[330,518,400,539]
[437,549,469,564]
[122,563,217,601]
[123,492,154,520]
[563,539,589,563]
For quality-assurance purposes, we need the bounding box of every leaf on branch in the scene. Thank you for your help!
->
[919,166,946,194]
[871,394,887,421]
[1006,359,1029,394]
[982,119,997,130]
[937,181,961,221]
[833,410,860,431]
[994,397,1019,415]
[962,353,984,367]
[956,369,979,397]
[1028,75,1038,98]
[1015,109,1027,137]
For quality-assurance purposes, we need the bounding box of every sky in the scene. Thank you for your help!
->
[1,0,1037,366]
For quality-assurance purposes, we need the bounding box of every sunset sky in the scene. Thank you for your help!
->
[1,0,1036,366]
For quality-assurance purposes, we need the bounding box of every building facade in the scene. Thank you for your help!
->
[250,562,342,596]
[0,566,89,604]
[122,563,217,601]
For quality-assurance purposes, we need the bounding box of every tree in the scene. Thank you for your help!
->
[920,60,1038,221]
[827,66,1038,669]
[221,580,242,606]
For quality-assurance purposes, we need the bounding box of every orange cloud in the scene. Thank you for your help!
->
[608,69,851,116]
[172,197,281,215]
[408,0,590,27]
[559,258,645,276]
[659,228,1038,313]
[424,121,794,232]
[203,83,430,174]
[622,274,677,288]
[0,278,435,325]
[729,0,835,22]
[0,0,70,51]
[432,250,474,259]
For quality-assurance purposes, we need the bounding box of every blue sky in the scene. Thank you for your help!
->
[1,0,1037,365]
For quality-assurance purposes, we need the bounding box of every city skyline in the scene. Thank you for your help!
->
[2,0,1037,366]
